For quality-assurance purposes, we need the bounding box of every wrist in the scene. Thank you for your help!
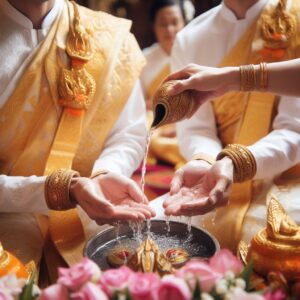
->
[223,67,240,92]
[216,144,257,182]
[45,169,80,211]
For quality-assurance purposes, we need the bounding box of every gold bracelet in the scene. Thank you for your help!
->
[90,169,109,179]
[192,153,216,165]
[240,64,256,92]
[259,62,268,91]
[45,168,80,210]
[216,144,257,182]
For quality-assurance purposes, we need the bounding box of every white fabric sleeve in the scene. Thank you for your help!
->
[0,175,48,214]
[171,36,222,160]
[92,80,147,177]
[176,102,223,160]
[249,96,300,179]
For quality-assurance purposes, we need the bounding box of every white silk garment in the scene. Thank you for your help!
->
[0,0,147,263]
[152,0,300,243]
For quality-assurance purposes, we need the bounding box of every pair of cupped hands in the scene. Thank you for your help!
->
[71,63,236,226]
[70,157,233,226]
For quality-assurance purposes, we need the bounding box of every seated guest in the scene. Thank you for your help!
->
[0,0,154,276]
[158,0,300,252]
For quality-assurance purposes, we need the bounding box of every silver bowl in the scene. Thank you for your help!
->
[84,220,219,271]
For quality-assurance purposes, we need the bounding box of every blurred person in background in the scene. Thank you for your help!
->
[138,0,195,200]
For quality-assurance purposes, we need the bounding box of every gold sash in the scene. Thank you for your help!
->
[202,0,300,251]
[0,0,145,267]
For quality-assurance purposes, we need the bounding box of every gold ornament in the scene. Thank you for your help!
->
[0,243,29,279]
[247,194,300,281]
[260,0,296,50]
[58,1,96,110]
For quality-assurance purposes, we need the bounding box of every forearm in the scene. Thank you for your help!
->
[222,59,300,97]
[0,175,48,214]
[265,59,300,97]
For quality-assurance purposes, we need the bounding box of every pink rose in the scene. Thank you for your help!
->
[157,275,191,300]
[70,282,108,300]
[264,290,286,300]
[0,289,13,300]
[128,272,160,300]
[231,287,265,300]
[209,249,243,276]
[99,266,133,297]
[176,259,222,292]
[39,284,68,300]
[58,258,101,291]
[0,274,26,295]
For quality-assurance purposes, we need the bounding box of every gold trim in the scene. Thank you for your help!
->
[192,153,216,165]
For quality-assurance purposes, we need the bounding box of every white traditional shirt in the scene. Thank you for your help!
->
[140,43,169,98]
[0,0,147,214]
[172,0,300,180]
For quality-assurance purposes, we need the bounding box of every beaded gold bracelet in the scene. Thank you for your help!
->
[45,168,80,210]
[192,152,216,165]
[216,144,257,182]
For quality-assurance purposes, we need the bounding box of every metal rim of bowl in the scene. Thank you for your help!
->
[83,219,220,258]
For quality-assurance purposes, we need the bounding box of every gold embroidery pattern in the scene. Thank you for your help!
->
[58,1,96,110]
[260,0,296,50]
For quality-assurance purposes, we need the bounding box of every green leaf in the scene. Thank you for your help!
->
[239,260,253,291]
[192,280,201,300]
[19,271,37,300]
[125,288,132,300]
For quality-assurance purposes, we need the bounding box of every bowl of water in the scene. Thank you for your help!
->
[84,220,219,271]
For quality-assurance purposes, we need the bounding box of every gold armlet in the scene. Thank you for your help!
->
[192,153,216,165]
[45,168,80,210]
[216,144,257,182]
[90,169,109,179]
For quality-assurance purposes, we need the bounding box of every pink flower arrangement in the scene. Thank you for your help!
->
[0,249,286,300]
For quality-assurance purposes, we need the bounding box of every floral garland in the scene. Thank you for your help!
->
[0,249,286,300]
